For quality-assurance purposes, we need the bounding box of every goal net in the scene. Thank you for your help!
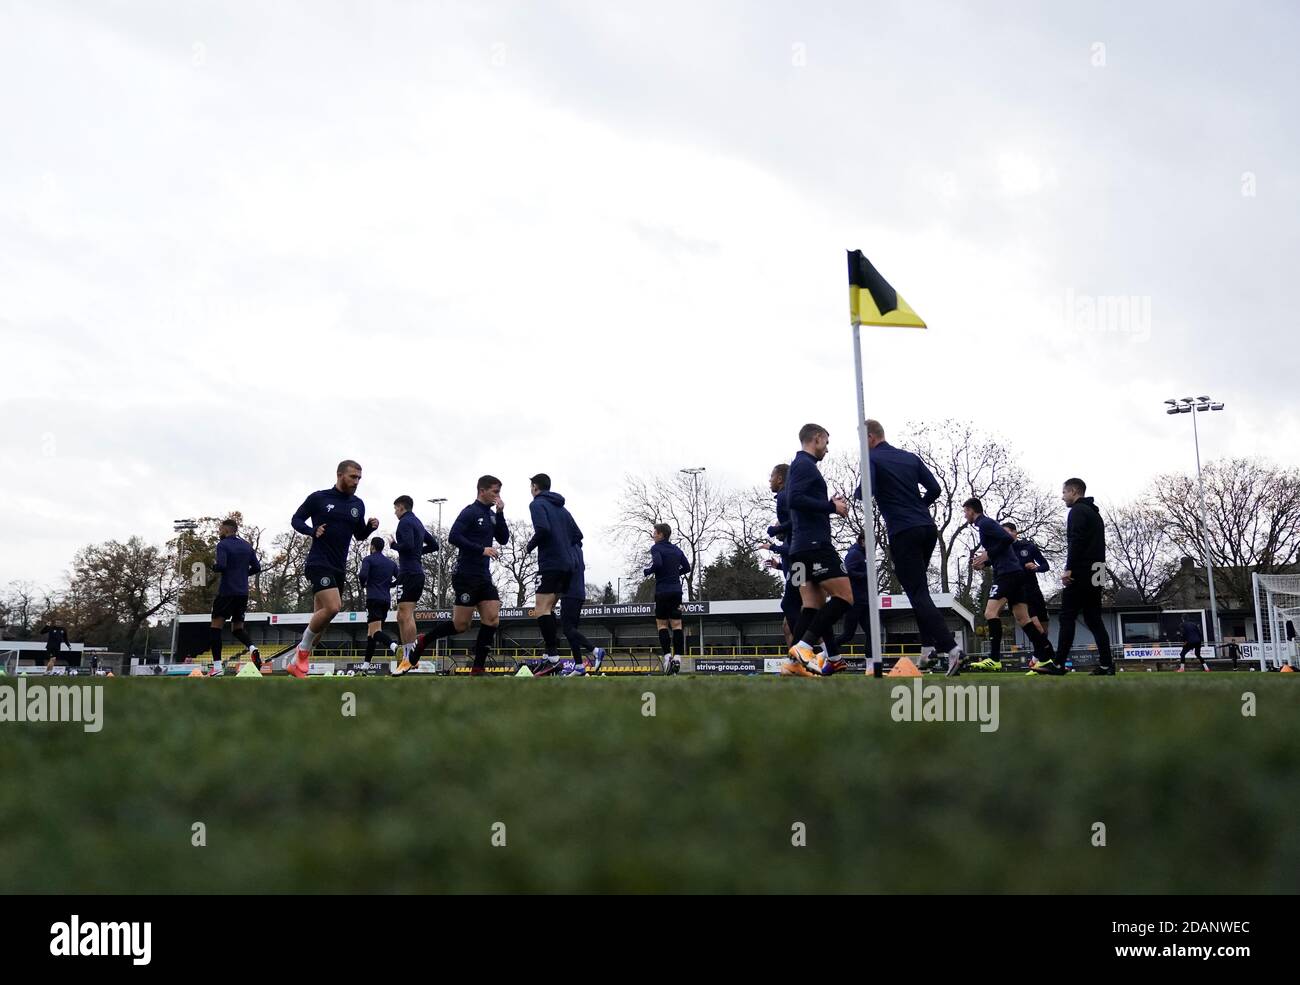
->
[1252,574,1300,669]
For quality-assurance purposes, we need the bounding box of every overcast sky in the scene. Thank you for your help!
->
[2,0,1297,592]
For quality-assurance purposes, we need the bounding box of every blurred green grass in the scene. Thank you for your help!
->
[2,673,1297,892]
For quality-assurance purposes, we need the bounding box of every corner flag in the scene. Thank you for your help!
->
[847,249,926,328]
[845,247,928,674]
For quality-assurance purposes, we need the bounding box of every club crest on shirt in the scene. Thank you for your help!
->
[351,508,359,517]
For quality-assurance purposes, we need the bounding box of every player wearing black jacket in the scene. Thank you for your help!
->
[1038,478,1114,676]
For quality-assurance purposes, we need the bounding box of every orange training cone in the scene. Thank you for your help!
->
[887,656,923,678]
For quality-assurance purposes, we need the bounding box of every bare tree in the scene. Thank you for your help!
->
[906,420,1060,610]
[341,538,370,612]
[818,452,893,592]
[418,521,457,610]
[611,471,729,600]
[721,484,778,559]
[1151,458,1300,607]
[3,580,44,637]
[495,518,538,607]
[261,529,311,613]
[1105,499,1178,603]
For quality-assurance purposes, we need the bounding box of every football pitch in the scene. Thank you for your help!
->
[4,673,1297,893]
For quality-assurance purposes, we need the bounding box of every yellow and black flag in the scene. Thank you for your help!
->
[847,249,926,328]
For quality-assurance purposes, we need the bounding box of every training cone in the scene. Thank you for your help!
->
[106,671,114,677]
[188,666,204,677]
[515,665,534,678]
[237,661,263,678]
[888,657,923,678]
[1281,665,1295,673]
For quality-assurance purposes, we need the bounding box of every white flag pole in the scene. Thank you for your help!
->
[851,319,885,674]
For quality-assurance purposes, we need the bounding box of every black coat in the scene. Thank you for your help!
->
[1065,497,1106,575]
